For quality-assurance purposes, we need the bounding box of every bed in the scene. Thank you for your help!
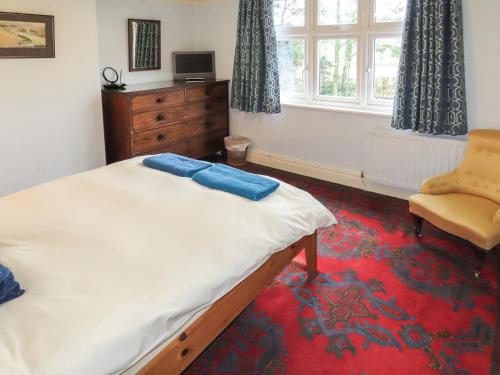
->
[0,157,336,375]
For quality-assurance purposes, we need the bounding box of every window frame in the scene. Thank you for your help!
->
[275,0,405,111]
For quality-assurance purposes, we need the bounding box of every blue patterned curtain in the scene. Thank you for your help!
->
[392,0,467,136]
[231,0,281,114]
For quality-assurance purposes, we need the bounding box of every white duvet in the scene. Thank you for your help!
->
[0,157,336,375]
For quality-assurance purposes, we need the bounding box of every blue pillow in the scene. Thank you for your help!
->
[0,263,25,305]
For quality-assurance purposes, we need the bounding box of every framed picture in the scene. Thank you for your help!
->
[0,12,55,58]
[128,19,161,72]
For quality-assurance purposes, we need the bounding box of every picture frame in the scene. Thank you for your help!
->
[0,12,55,59]
[128,19,161,72]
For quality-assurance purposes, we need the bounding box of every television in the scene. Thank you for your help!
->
[172,51,216,81]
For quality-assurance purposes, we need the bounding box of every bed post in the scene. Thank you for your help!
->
[305,231,318,281]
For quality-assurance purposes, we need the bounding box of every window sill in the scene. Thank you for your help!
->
[281,99,393,118]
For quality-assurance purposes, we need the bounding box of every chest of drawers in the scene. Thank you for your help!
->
[101,80,230,164]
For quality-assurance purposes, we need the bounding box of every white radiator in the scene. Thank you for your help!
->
[365,128,467,192]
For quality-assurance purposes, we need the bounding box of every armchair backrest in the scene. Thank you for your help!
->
[457,129,500,204]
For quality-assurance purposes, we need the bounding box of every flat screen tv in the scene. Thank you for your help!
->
[173,51,216,81]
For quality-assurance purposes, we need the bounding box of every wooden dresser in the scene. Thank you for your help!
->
[101,80,229,164]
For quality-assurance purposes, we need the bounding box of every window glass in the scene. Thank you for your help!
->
[373,37,401,100]
[318,39,358,98]
[318,0,358,25]
[274,0,306,27]
[277,39,307,96]
[374,0,407,23]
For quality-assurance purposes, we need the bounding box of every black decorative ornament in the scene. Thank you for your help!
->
[102,67,127,90]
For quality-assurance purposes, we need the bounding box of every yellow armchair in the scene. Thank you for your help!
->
[420,171,461,195]
[495,209,500,225]
[409,129,500,278]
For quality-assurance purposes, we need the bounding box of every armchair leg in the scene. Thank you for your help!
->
[474,247,487,279]
[412,214,423,238]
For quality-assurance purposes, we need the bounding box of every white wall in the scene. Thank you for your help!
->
[193,0,500,173]
[3,0,497,196]
[462,0,500,130]
[0,0,105,196]
[96,0,197,85]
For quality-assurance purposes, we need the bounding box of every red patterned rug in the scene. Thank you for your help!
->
[185,164,499,375]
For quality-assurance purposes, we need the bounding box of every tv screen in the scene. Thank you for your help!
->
[173,52,215,80]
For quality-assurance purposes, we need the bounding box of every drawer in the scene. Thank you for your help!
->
[131,89,186,113]
[132,98,228,132]
[183,113,228,137]
[183,98,228,119]
[133,140,187,157]
[185,129,227,159]
[133,123,188,154]
[132,114,227,154]
[132,106,187,132]
[186,83,228,102]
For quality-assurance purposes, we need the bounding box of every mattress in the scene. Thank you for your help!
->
[0,157,336,375]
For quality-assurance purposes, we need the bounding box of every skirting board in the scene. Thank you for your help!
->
[246,149,415,200]
[364,181,415,201]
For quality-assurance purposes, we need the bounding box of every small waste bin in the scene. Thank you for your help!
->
[224,136,251,166]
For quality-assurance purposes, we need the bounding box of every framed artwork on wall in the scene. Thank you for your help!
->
[0,12,55,58]
[128,19,161,72]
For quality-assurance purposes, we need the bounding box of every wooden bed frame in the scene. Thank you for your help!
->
[137,231,318,375]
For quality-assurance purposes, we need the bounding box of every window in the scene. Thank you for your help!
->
[274,0,306,27]
[372,37,401,100]
[277,39,307,97]
[318,38,358,99]
[318,0,358,26]
[374,0,406,22]
[275,0,406,110]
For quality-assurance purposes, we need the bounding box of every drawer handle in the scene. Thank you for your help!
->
[205,89,211,96]
[205,121,214,127]
[205,103,214,111]
[156,133,166,141]
[156,114,165,122]
[156,97,165,104]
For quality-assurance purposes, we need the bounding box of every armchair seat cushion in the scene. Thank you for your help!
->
[409,193,500,250]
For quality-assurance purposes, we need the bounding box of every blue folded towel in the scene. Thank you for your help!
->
[143,153,212,177]
[192,163,280,201]
[0,263,25,305]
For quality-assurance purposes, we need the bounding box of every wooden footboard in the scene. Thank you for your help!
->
[138,231,318,375]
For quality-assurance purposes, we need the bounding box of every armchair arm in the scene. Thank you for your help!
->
[494,209,500,225]
[420,171,460,195]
